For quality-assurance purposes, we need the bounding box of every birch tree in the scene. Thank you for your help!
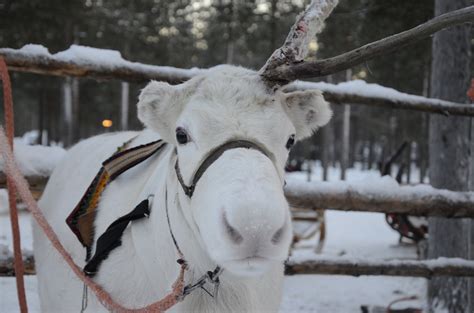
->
[428,0,473,312]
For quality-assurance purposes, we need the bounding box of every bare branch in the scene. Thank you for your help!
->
[260,0,338,86]
[286,257,474,277]
[262,6,474,81]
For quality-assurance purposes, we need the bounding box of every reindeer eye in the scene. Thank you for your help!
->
[286,134,295,150]
[176,127,190,145]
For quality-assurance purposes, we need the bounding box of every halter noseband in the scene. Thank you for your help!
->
[175,139,271,198]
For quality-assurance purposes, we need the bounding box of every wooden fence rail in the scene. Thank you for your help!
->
[1,47,473,116]
[3,253,474,278]
[284,180,474,218]
[285,257,474,278]
[4,173,474,218]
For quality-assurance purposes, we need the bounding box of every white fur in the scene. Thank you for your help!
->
[33,65,332,312]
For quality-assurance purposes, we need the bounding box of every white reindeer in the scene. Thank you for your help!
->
[33,65,332,312]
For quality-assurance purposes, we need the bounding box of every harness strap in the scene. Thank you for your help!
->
[175,139,271,197]
[66,136,225,303]
[66,139,166,249]
[84,199,150,277]
[164,186,223,299]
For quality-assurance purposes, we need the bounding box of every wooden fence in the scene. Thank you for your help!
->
[1,50,474,279]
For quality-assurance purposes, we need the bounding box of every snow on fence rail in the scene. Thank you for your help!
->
[0,45,202,84]
[0,141,64,199]
[3,252,474,278]
[1,45,473,116]
[285,176,474,218]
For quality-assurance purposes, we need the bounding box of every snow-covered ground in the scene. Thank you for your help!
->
[0,209,426,312]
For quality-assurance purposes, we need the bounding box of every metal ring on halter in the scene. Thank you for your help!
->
[146,194,154,217]
[180,266,223,300]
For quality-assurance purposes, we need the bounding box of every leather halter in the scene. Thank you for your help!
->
[175,139,271,197]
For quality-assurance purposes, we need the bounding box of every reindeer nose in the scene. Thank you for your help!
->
[222,209,289,246]
[223,212,243,244]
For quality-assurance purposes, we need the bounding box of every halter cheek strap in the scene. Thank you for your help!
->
[174,140,271,198]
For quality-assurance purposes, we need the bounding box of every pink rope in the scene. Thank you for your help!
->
[0,56,28,313]
[0,126,186,312]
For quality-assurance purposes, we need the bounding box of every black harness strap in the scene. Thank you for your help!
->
[84,199,150,277]
[175,139,272,197]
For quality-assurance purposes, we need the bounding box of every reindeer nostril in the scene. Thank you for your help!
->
[272,226,285,245]
[223,212,243,244]
[271,224,286,245]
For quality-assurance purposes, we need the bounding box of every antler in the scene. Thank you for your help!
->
[259,0,339,88]
[261,4,474,87]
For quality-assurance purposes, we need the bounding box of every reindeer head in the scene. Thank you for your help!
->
[137,65,331,276]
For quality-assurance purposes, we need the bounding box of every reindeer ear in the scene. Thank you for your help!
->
[137,78,200,143]
[282,89,332,140]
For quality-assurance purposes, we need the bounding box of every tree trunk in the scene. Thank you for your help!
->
[321,123,330,181]
[120,82,129,130]
[340,70,352,180]
[406,141,412,184]
[340,104,350,180]
[62,77,73,147]
[367,137,374,170]
[428,0,473,312]
[38,88,45,145]
[419,114,429,183]
[71,77,80,142]
[226,0,236,64]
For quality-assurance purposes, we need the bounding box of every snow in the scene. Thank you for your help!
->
[17,44,50,57]
[0,213,34,259]
[6,44,205,79]
[0,277,40,313]
[0,139,66,214]
[292,79,461,107]
[54,45,123,64]
[293,211,416,261]
[0,243,12,259]
[281,275,425,312]
[0,139,66,177]
[286,168,474,203]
